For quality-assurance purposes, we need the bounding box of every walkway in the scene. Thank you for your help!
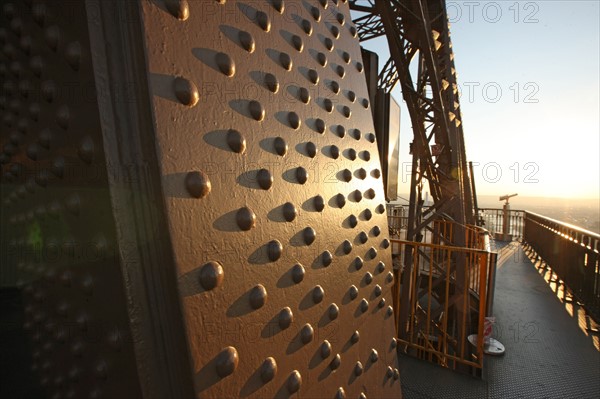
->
[399,241,600,399]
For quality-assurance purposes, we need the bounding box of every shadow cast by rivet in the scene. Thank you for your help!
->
[308,346,325,370]
[239,363,267,398]
[229,99,253,120]
[163,172,196,198]
[193,353,222,393]
[191,47,221,74]
[203,129,233,152]
[285,329,305,355]
[226,288,255,317]
[213,209,242,232]
[178,267,208,297]
[149,73,180,103]
[237,170,261,190]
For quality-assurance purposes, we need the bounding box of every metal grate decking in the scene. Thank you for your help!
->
[399,241,600,399]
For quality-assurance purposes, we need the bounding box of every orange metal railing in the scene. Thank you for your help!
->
[391,239,494,370]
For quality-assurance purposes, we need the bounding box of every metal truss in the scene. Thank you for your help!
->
[351,0,477,360]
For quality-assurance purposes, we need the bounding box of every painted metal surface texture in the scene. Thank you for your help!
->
[140,0,400,397]
[0,1,143,397]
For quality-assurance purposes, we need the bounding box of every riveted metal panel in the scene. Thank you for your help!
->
[139,0,400,398]
[0,1,142,397]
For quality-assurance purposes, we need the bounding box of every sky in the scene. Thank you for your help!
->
[356,1,600,200]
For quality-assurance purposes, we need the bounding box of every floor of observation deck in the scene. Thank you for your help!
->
[399,241,600,399]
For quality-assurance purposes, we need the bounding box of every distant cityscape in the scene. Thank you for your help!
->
[394,194,600,234]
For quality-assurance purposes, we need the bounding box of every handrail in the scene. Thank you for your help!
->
[523,211,600,321]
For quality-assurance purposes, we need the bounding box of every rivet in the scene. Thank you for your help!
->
[355,361,363,376]
[342,169,352,182]
[356,168,366,180]
[81,275,93,295]
[226,129,246,153]
[324,37,334,51]
[360,298,369,312]
[256,11,271,32]
[250,284,267,309]
[279,52,292,70]
[377,262,386,273]
[351,330,360,344]
[45,25,60,51]
[316,51,327,66]
[301,19,312,35]
[330,145,340,159]
[272,0,285,14]
[386,366,393,378]
[263,73,279,94]
[41,80,56,102]
[352,190,363,203]
[336,193,346,208]
[32,3,47,25]
[249,100,265,121]
[287,370,302,393]
[216,52,235,77]
[291,263,305,283]
[300,323,314,344]
[291,34,303,52]
[216,346,239,378]
[320,340,331,358]
[393,368,400,380]
[349,214,358,228]
[328,303,339,320]
[319,0,328,8]
[372,168,383,179]
[336,125,346,138]
[257,169,273,190]
[336,387,346,399]
[299,87,310,103]
[315,118,325,133]
[35,170,49,187]
[185,171,211,198]
[350,25,358,37]
[173,77,199,106]
[336,12,345,25]
[330,80,340,94]
[362,98,370,108]
[66,193,81,215]
[365,188,376,200]
[311,6,321,22]
[274,137,287,156]
[306,142,317,158]
[360,393,367,399]
[283,202,297,222]
[391,337,398,348]
[330,354,341,370]
[65,41,82,70]
[296,167,308,184]
[386,306,394,317]
[378,298,386,309]
[358,231,368,244]
[279,307,293,329]
[372,225,381,237]
[78,135,96,163]
[330,25,340,39]
[55,105,70,129]
[321,251,333,267]
[303,227,316,245]
[341,240,353,255]
[314,195,325,212]
[364,272,373,285]
[367,247,377,259]
[313,285,324,303]
[165,0,190,20]
[342,51,350,63]
[36,129,51,149]
[267,240,283,261]
[236,207,256,231]
[26,143,39,161]
[354,256,364,270]
[382,239,390,249]
[288,112,300,129]
[307,69,319,84]
[260,357,277,383]
[386,271,394,284]
[374,284,382,297]
[342,105,351,118]
[324,98,333,112]
[30,56,44,77]
[238,30,255,53]
[344,148,355,161]
[200,261,223,290]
